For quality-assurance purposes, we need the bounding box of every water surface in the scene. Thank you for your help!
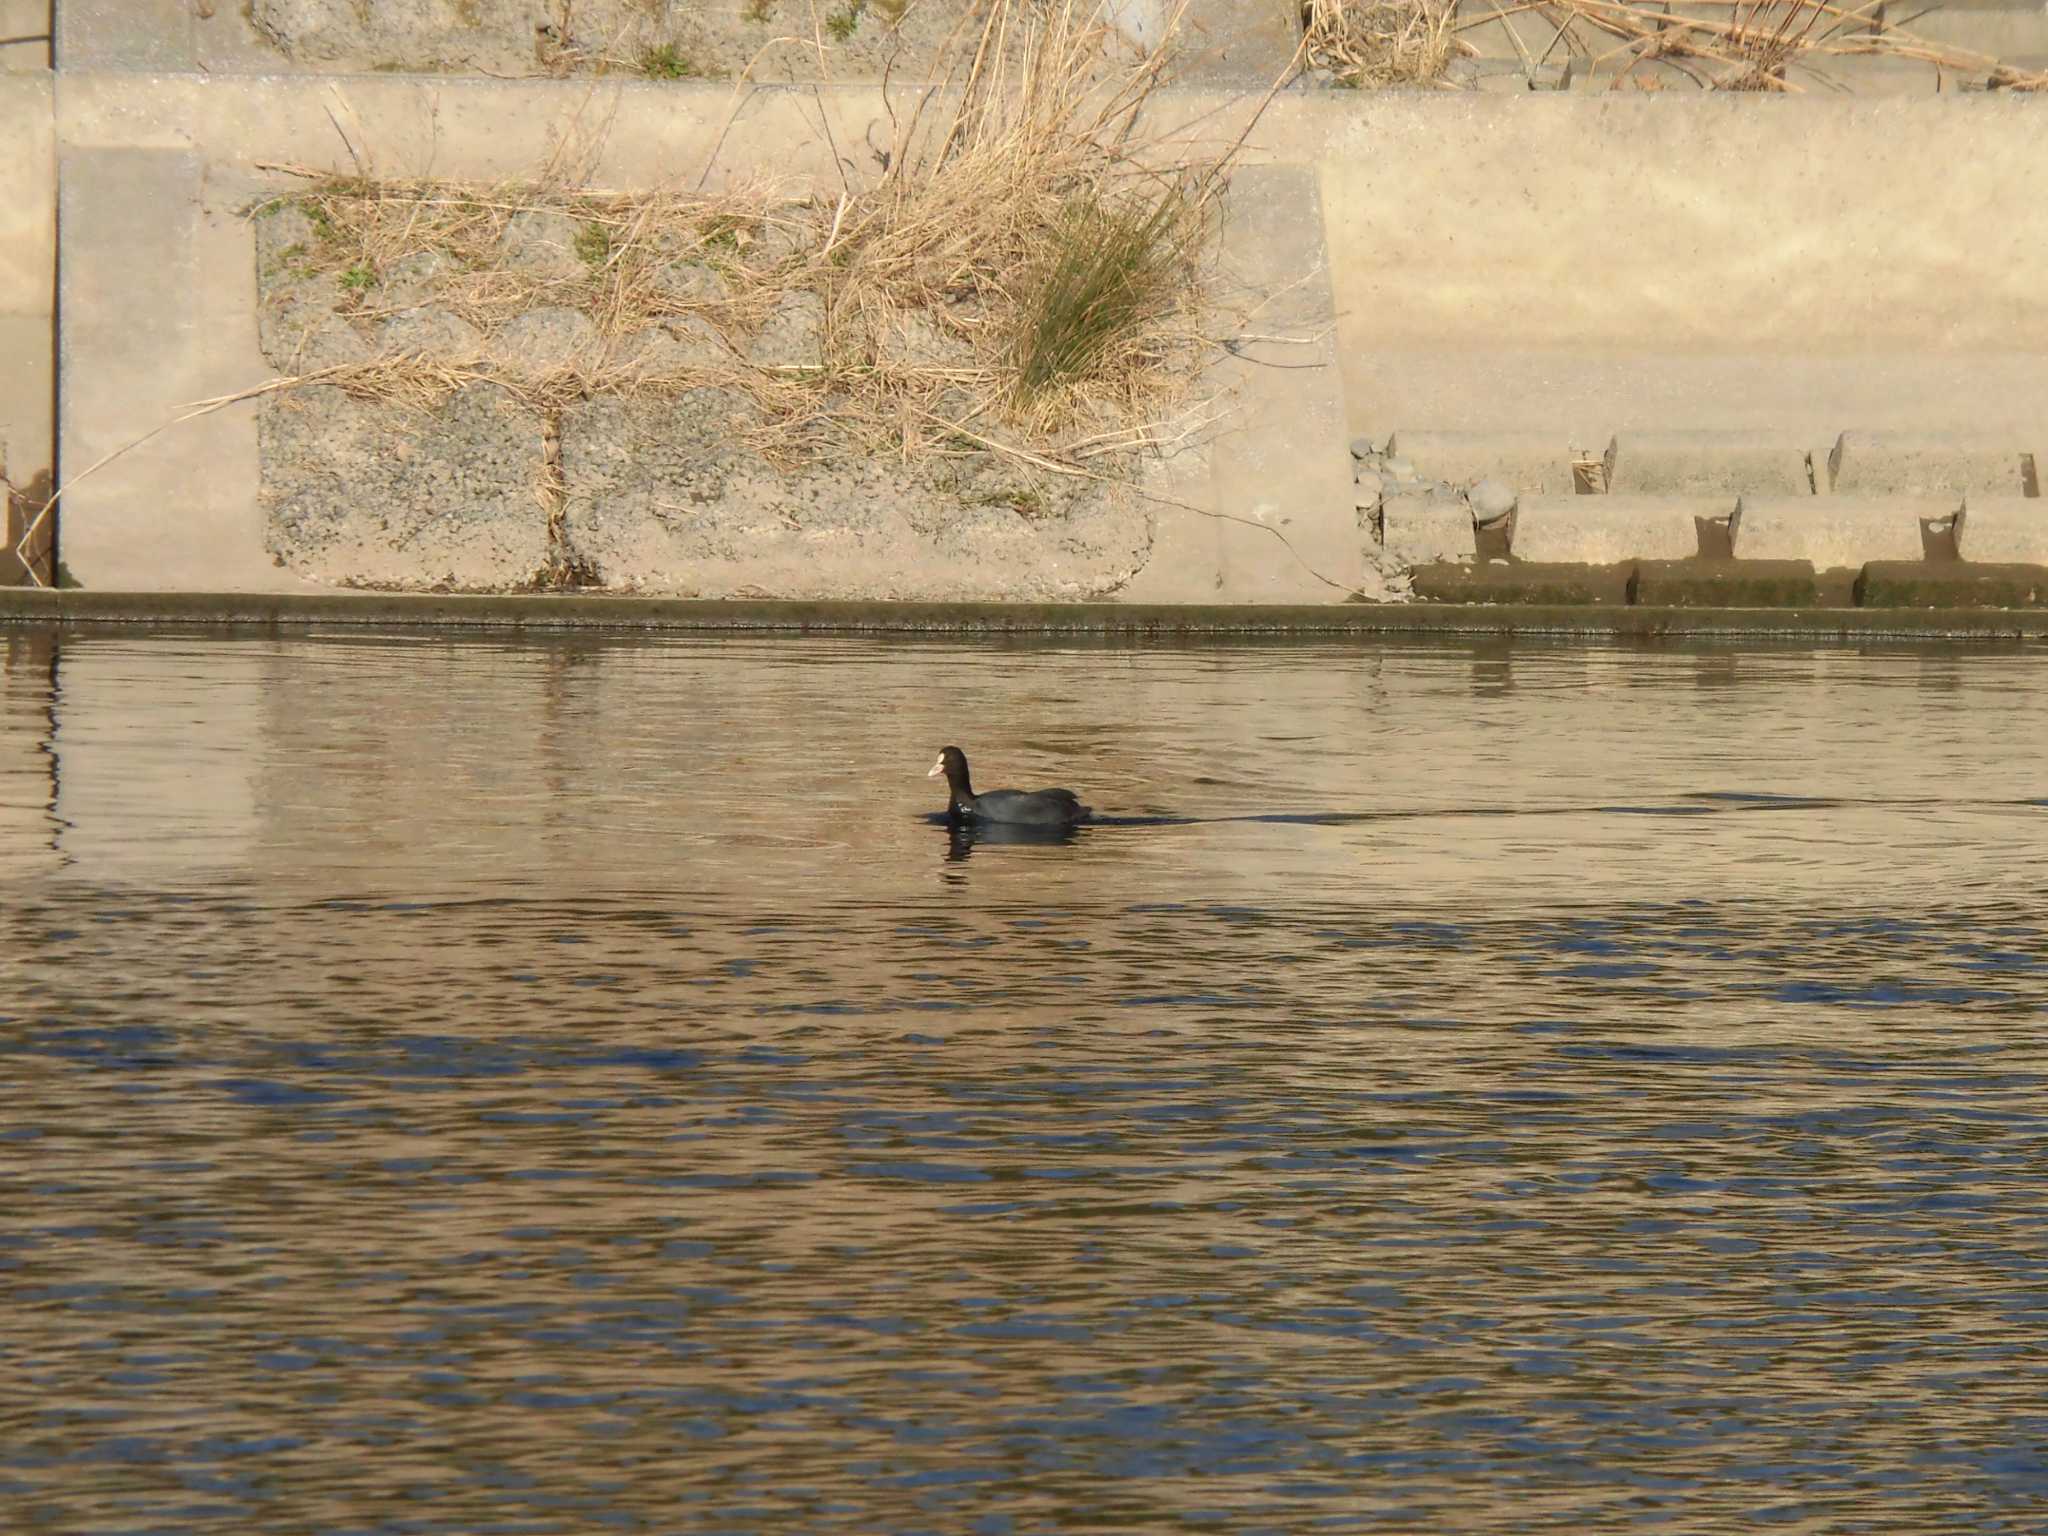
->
[3,630,2046,1532]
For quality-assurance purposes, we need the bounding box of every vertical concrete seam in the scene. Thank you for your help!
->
[539,406,568,584]
[535,405,593,589]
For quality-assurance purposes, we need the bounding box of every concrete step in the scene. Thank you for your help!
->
[1381,492,2048,569]
[1512,495,1738,561]
[1604,431,1813,496]
[1958,498,2048,562]
[1368,427,2042,505]
[1858,561,2048,606]
[1826,431,2038,497]
[1383,430,1585,496]
[1735,495,1960,564]
[1410,556,2048,607]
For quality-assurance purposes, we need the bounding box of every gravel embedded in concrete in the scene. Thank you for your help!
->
[260,384,550,589]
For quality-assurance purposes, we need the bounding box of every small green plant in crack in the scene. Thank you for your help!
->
[698,213,752,255]
[825,1,864,41]
[641,41,696,78]
[742,0,773,20]
[338,263,377,292]
[265,240,313,280]
[574,221,613,268]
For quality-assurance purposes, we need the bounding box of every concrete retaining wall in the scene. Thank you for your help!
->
[52,0,1299,81]
[20,6,2048,601]
[0,57,52,585]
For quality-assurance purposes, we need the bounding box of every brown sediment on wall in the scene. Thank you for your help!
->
[5,588,2048,640]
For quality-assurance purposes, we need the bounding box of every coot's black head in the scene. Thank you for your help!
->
[928,746,972,793]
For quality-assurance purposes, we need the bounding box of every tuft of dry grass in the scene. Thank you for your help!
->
[254,0,1236,474]
[1476,0,2048,92]
[1303,0,1467,87]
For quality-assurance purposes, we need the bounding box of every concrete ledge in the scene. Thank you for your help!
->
[1856,561,2048,609]
[1633,559,1827,608]
[6,587,2048,638]
[1605,431,1812,497]
[1385,431,1579,496]
[1409,561,1634,605]
[1737,496,1960,565]
[1959,498,2048,563]
[1512,495,1734,562]
[1828,431,2036,497]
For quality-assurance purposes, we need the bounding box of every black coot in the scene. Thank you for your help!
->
[928,746,1088,827]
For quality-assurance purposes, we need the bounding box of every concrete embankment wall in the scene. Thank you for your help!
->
[1,6,53,585]
[6,0,2048,603]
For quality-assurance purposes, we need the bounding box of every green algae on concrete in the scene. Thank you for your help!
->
[1631,559,1827,609]
[1407,562,1634,606]
[1855,562,2048,609]
[5,589,2048,641]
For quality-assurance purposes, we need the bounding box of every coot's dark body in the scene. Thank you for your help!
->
[929,746,1088,827]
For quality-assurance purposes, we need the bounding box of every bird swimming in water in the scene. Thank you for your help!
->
[927,746,1088,827]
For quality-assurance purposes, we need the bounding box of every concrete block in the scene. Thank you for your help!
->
[55,0,195,70]
[1898,10,2048,58]
[1958,499,2048,564]
[1606,431,1812,497]
[1411,561,1634,605]
[1384,431,1580,497]
[1168,0,1302,84]
[0,73,53,548]
[1736,495,1959,566]
[1856,561,2048,609]
[1511,495,1736,563]
[59,149,288,590]
[1827,431,2034,498]
[1634,559,1821,608]
[0,317,54,568]
[0,74,51,309]
[260,384,550,590]
[1123,165,1360,603]
[560,393,1149,601]
[0,0,50,71]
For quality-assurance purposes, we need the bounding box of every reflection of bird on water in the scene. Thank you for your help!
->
[945,818,1082,862]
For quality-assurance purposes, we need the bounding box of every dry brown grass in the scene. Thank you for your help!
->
[1303,0,1468,87]
[1469,0,2048,91]
[255,0,1233,475]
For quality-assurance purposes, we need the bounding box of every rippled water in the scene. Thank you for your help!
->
[4,627,2047,1533]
